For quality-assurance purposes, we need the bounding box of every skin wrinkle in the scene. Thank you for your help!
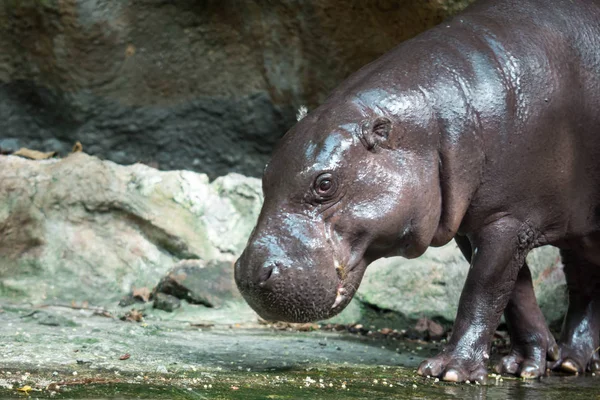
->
[416,84,457,244]
[319,190,347,216]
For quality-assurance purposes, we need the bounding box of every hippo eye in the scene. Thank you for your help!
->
[319,180,332,192]
[313,173,337,199]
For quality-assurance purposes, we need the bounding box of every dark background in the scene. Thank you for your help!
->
[0,0,474,179]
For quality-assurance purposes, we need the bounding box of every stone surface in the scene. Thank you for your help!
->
[0,152,262,305]
[153,259,240,308]
[407,317,446,341]
[356,244,567,326]
[153,292,181,312]
[0,0,475,178]
[0,304,423,374]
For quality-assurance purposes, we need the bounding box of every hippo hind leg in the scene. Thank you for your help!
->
[549,249,600,374]
[455,236,559,379]
[496,262,559,378]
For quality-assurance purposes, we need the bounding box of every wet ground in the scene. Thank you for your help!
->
[0,302,598,399]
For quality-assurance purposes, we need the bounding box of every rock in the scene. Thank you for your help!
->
[0,0,475,179]
[120,309,144,323]
[356,244,567,327]
[0,138,20,154]
[118,287,152,307]
[153,293,181,313]
[156,365,168,374]
[132,287,151,303]
[118,294,142,308]
[0,153,261,305]
[153,259,240,308]
[406,318,446,341]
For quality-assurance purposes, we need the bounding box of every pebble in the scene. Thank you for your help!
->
[156,365,168,374]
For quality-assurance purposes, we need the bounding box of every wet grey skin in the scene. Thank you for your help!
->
[235,0,600,384]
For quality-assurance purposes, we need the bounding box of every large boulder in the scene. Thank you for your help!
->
[153,259,240,309]
[0,153,261,304]
[0,0,475,178]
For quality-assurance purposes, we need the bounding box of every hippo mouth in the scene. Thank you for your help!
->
[234,229,370,323]
[331,260,349,309]
[332,286,347,309]
[330,258,364,311]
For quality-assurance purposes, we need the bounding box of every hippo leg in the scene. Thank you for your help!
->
[497,264,559,378]
[454,236,558,379]
[549,249,600,374]
[417,219,532,383]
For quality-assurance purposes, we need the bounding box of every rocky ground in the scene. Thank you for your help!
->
[1,302,599,400]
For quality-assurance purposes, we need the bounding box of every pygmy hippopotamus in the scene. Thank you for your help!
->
[234,0,600,382]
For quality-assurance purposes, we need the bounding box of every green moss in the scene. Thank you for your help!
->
[2,365,599,400]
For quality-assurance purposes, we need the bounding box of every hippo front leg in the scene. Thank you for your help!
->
[418,218,532,383]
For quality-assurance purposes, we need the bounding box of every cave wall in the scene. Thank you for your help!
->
[0,0,475,178]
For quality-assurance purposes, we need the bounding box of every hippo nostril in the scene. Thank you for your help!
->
[258,262,277,286]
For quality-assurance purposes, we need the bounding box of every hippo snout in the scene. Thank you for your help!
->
[256,260,287,287]
[234,256,286,291]
[234,239,344,323]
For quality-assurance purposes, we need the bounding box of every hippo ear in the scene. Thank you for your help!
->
[361,117,392,150]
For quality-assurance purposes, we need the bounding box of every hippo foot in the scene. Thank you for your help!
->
[549,342,600,374]
[417,349,488,383]
[496,332,559,379]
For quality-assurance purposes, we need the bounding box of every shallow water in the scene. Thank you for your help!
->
[1,304,598,399]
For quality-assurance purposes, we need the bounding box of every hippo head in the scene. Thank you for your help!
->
[235,89,442,322]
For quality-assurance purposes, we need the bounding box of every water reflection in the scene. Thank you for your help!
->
[437,374,598,400]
